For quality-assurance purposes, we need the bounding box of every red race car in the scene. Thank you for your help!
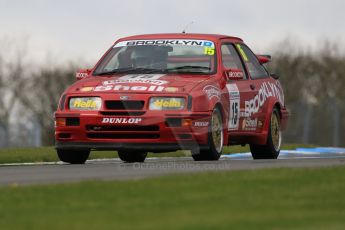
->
[55,33,288,163]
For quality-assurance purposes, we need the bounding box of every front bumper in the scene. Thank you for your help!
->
[55,111,211,152]
[55,142,209,152]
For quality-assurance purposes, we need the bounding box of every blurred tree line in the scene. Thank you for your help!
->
[0,40,344,147]
[0,38,77,146]
[268,41,345,146]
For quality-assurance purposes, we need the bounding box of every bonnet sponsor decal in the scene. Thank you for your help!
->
[164,87,179,93]
[102,74,168,86]
[94,74,168,92]
[94,85,165,92]
[80,87,94,92]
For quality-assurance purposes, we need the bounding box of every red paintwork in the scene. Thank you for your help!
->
[257,55,271,65]
[55,33,288,152]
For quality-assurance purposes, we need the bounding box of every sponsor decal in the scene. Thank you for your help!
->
[114,40,215,48]
[69,97,101,111]
[80,87,94,92]
[120,95,130,100]
[245,82,284,116]
[226,70,244,80]
[102,118,142,124]
[149,97,184,110]
[165,87,179,93]
[94,85,165,92]
[94,74,169,92]
[240,111,250,118]
[236,44,249,62]
[275,81,285,104]
[73,99,98,109]
[76,72,88,79]
[102,74,168,86]
[258,120,263,129]
[153,99,182,108]
[226,84,240,130]
[203,85,221,100]
[193,121,209,127]
[242,118,258,131]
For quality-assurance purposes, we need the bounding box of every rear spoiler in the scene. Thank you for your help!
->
[257,55,271,64]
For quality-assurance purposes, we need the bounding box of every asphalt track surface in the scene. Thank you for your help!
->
[1,148,345,186]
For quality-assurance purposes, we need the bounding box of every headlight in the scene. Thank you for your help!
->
[149,97,185,111]
[69,97,102,111]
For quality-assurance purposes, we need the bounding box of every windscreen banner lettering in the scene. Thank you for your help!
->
[114,40,215,48]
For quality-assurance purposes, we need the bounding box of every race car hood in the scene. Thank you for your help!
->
[68,74,213,94]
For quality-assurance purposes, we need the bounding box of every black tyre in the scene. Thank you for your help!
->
[192,107,223,161]
[57,149,90,164]
[118,151,147,163]
[250,108,282,159]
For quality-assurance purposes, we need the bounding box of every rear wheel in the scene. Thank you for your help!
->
[192,107,223,161]
[57,149,90,164]
[118,151,147,163]
[250,108,281,159]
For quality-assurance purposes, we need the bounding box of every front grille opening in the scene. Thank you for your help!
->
[66,117,80,126]
[105,101,145,110]
[166,118,182,127]
[86,125,159,132]
[58,133,71,138]
[87,133,159,139]
[100,111,146,116]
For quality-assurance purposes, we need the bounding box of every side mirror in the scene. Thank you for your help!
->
[270,73,279,79]
[76,69,92,80]
[224,69,244,81]
[257,55,271,64]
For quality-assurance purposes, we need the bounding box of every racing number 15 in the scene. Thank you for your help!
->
[204,47,215,55]
[231,101,239,127]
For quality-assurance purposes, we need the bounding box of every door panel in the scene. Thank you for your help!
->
[220,43,255,132]
[235,43,271,133]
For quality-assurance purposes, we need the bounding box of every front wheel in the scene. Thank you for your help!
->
[118,151,147,163]
[192,107,223,161]
[57,149,90,164]
[250,108,282,159]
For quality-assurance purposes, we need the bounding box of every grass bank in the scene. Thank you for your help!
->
[0,166,344,229]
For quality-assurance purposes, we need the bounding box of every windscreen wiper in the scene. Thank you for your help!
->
[165,66,211,73]
[95,67,161,76]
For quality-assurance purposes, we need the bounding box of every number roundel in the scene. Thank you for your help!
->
[226,84,240,130]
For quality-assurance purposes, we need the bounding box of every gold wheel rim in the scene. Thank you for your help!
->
[271,112,281,151]
[211,110,223,153]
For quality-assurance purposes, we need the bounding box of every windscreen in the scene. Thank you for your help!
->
[94,39,216,75]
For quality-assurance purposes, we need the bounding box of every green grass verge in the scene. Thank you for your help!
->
[0,166,344,229]
[0,144,316,164]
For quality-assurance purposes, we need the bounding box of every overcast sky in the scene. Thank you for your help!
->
[1,0,344,66]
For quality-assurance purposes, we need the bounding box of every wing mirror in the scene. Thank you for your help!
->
[224,69,244,81]
[257,55,271,64]
[270,73,280,79]
[76,69,92,80]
